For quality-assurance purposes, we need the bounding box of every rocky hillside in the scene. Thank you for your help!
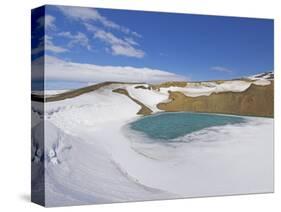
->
[155,72,274,117]
[157,82,273,117]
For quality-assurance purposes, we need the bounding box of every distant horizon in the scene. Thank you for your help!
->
[32,5,274,90]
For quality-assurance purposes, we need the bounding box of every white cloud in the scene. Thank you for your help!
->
[33,15,68,55]
[58,32,91,50]
[57,6,139,37]
[56,5,145,58]
[45,35,68,53]
[132,31,142,38]
[124,37,139,46]
[32,55,186,83]
[36,16,44,28]
[37,15,56,30]
[211,66,232,73]
[32,36,68,55]
[31,44,44,55]
[93,29,129,46]
[110,45,144,58]
[45,15,56,30]
[31,54,44,80]
[85,24,144,58]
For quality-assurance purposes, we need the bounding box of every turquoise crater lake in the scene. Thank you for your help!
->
[130,112,246,140]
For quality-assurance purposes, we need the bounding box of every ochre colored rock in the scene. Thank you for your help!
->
[151,81,187,90]
[157,83,274,117]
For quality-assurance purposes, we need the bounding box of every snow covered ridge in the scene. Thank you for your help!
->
[157,78,272,97]
[247,71,274,80]
[156,72,273,97]
[32,72,273,102]
[31,72,273,116]
[158,80,250,97]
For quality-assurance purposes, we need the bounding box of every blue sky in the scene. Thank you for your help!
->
[32,5,273,89]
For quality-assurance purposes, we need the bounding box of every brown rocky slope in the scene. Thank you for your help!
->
[157,82,273,117]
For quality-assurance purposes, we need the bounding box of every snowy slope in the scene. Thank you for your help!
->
[32,84,175,206]
[43,121,172,206]
[31,75,274,206]
[158,80,252,97]
[121,84,168,112]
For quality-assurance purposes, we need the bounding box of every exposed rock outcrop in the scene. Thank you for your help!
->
[151,81,187,90]
[157,83,273,117]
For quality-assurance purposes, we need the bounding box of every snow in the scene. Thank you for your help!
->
[124,84,168,112]
[124,116,273,196]
[253,79,271,86]
[159,79,270,97]
[247,72,274,81]
[31,101,43,127]
[31,90,44,95]
[31,81,274,206]
[45,90,69,95]
[32,85,173,206]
